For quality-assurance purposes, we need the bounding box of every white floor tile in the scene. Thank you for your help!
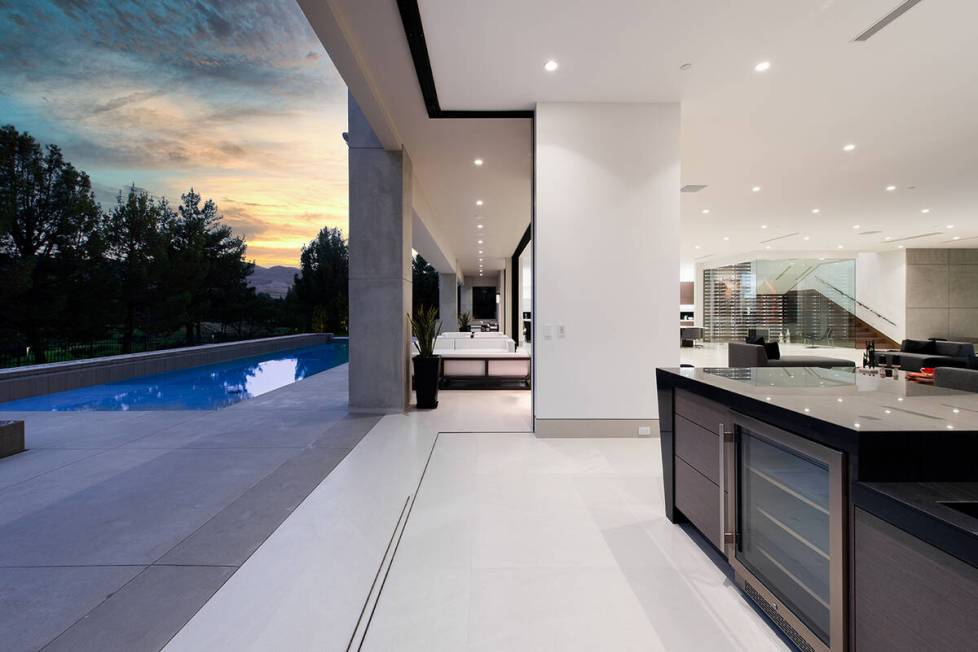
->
[364,432,790,652]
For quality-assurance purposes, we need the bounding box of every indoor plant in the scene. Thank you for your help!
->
[410,306,442,409]
[458,311,471,332]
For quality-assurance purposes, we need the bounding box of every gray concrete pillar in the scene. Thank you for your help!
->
[438,273,458,331]
[347,94,412,412]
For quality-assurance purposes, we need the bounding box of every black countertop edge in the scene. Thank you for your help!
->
[854,482,978,570]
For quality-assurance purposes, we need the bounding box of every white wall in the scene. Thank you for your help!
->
[535,102,680,421]
[856,250,906,342]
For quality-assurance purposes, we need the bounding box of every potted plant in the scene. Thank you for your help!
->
[410,306,442,409]
[458,312,471,332]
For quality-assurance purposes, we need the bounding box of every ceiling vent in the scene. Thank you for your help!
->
[681,184,708,193]
[854,0,924,41]
[760,232,800,244]
[889,231,942,242]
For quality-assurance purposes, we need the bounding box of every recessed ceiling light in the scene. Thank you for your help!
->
[478,250,483,254]
[477,239,483,244]
[701,209,710,214]
[477,224,484,229]
[752,186,762,192]
[760,224,768,229]
[544,59,559,72]
[946,224,955,229]
[921,208,930,214]
[476,200,483,206]
[884,236,892,241]
[803,236,811,241]
[473,158,483,166]
[837,244,844,249]
[765,245,771,250]
[843,144,856,152]
[897,245,904,248]
[753,61,771,73]
[885,185,897,192]
[953,236,961,240]
[722,236,730,241]
[812,209,820,214]
[694,245,701,249]
[853,224,861,229]
[479,258,483,262]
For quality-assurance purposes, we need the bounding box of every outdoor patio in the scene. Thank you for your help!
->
[0,363,371,651]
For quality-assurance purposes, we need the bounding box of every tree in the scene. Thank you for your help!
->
[104,186,168,352]
[412,254,439,318]
[166,188,253,344]
[291,226,348,334]
[0,125,102,362]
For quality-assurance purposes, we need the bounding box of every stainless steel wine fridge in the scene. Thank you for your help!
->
[720,413,847,652]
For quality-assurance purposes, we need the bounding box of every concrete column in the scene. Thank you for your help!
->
[438,273,458,331]
[347,95,412,412]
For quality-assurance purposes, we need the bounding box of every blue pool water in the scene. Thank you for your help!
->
[0,343,349,411]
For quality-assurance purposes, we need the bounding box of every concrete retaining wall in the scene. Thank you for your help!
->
[0,334,333,403]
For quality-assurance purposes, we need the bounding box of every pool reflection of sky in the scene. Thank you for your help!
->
[0,343,348,411]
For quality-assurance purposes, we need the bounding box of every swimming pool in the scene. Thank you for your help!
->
[0,342,349,411]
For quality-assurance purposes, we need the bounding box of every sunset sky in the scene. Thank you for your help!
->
[0,0,348,267]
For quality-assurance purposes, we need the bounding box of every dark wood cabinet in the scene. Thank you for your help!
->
[854,508,978,651]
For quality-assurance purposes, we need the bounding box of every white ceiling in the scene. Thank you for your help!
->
[300,0,532,279]
[418,0,978,267]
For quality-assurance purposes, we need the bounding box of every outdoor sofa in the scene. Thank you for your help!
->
[432,335,530,388]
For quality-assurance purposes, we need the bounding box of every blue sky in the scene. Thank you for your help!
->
[0,0,348,265]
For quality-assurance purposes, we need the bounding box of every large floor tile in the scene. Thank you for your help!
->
[0,447,295,565]
[363,431,789,652]
[0,565,143,652]
[43,565,236,652]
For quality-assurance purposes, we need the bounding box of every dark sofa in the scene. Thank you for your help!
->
[877,339,976,372]
[728,342,856,369]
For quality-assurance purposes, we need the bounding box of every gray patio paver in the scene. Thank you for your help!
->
[0,565,143,652]
[0,363,364,652]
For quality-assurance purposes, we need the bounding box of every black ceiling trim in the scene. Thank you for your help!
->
[396,0,533,120]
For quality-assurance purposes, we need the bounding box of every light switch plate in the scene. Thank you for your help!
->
[638,426,652,436]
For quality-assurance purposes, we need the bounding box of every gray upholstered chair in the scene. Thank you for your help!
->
[728,342,856,369]
[934,367,978,393]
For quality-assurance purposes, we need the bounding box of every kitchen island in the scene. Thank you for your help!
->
[656,366,978,652]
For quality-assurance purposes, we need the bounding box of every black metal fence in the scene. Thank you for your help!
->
[0,329,295,369]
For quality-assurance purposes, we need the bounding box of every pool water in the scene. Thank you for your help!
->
[0,343,349,411]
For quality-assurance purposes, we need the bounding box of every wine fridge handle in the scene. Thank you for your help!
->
[719,424,735,552]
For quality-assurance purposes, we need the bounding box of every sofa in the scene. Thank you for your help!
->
[728,342,856,369]
[429,335,530,388]
[935,367,978,393]
[877,339,976,372]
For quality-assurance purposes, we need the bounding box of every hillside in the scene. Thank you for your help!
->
[249,265,298,298]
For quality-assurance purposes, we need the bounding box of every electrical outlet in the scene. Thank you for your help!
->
[557,325,566,338]
[638,425,652,436]
[543,324,553,339]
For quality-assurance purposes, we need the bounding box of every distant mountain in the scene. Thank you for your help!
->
[249,265,298,298]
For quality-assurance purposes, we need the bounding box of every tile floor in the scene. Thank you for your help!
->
[168,385,790,652]
[0,363,371,652]
[361,433,789,651]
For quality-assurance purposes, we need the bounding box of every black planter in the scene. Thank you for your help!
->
[413,355,440,409]
[459,325,471,332]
